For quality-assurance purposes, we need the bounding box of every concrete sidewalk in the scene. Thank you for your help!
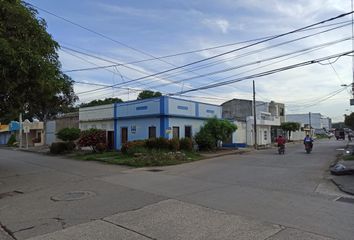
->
[27,199,333,240]
[331,141,354,195]
[331,160,354,195]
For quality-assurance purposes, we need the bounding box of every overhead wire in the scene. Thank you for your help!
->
[62,20,353,73]
[72,11,354,95]
[169,51,354,95]
[149,37,352,89]
[29,2,261,95]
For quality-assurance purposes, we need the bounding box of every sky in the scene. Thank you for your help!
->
[25,0,354,122]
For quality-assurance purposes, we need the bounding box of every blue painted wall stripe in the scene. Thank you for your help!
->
[164,97,169,138]
[160,97,165,137]
[164,96,169,114]
[114,103,118,150]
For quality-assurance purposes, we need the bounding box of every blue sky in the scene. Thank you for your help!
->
[26,0,353,121]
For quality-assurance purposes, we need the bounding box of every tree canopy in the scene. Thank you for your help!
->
[137,90,162,100]
[281,122,301,139]
[344,113,354,130]
[79,98,123,108]
[195,117,237,150]
[0,0,77,122]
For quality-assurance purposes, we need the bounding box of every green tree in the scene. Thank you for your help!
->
[80,97,123,108]
[195,118,237,150]
[281,122,301,139]
[344,113,354,130]
[0,1,77,122]
[137,90,162,100]
[56,127,81,142]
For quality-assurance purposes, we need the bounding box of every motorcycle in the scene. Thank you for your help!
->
[305,142,312,154]
[278,144,285,154]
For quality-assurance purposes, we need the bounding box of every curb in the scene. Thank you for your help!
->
[330,178,354,196]
[200,149,252,159]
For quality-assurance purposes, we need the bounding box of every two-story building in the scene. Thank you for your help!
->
[222,99,284,147]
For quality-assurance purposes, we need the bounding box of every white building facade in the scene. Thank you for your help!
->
[114,96,221,150]
[285,113,332,131]
[222,99,283,147]
[79,104,115,149]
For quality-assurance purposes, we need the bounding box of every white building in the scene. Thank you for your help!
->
[79,104,115,149]
[114,96,221,149]
[222,99,283,147]
[78,97,222,150]
[286,113,332,131]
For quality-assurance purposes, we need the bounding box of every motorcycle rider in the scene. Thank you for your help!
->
[303,134,313,149]
[276,135,286,152]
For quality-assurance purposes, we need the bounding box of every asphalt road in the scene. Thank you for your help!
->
[0,139,353,240]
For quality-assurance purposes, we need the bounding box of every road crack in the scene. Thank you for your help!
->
[102,219,157,240]
[0,221,17,239]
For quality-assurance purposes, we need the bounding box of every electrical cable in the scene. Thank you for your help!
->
[52,10,354,95]
[169,51,354,95]
[149,37,352,89]
[63,20,353,73]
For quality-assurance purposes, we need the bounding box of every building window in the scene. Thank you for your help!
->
[173,126,180,139]
[185,126,192,138]
[264,130,268,140]
[148,126,156,139]
[280,108,284,116]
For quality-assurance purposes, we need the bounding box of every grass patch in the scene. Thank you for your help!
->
[72,149,202,167]
[343,155,354,161]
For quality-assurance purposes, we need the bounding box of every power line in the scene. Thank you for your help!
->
[72,12,354,95]
[63,20,353,73]
[61,45,229,99]
[159,22,351,80]
[170,51,354,95]
[149,37,352,89]
[287,87,349,110]
[29,2,255,94]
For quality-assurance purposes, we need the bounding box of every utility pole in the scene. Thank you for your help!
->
[253,80,257,149]
[351,0,354,105]
[19,113,22,149]
[309,112,312,136]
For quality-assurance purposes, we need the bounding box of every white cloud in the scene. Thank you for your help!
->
[202,18,230,33]
[37,0,354,121]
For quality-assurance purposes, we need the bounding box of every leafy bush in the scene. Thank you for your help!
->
[194,127,216,150]
[180,138,193,151]
[7,134,17,146]
[121,140,146,154]
[78,129,106,152]
[169,138,180,151]
[95,143,107,153]
[65,141,76,151]
[50,142,68,154]
[145,137,169,150]
[57,128,81,142]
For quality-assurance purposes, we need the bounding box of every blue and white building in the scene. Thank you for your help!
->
[114,96,222,150]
